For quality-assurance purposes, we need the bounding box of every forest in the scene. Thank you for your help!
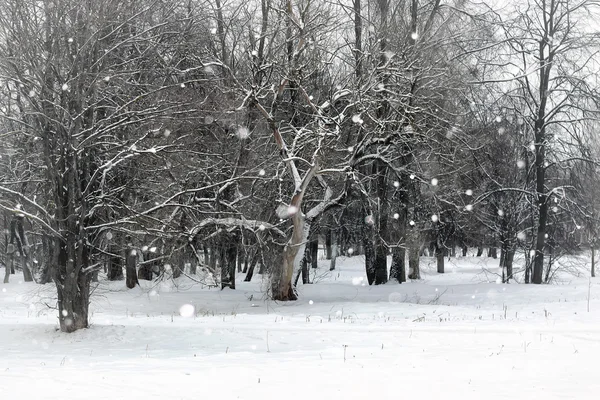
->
[1,0,600,333]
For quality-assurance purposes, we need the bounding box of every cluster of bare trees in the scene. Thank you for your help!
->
[1,0,600,332]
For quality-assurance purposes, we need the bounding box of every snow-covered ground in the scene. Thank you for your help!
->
[1,253,600,399]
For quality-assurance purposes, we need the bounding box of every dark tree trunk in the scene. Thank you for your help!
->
[107,253,123,281]
[476,246,483,257]
[462,246,468,257]
[325,230,332,260]
[55,238,92,333]
[330,230,338,271]
[364,232,375,285]
[436,244,444,273]
[488,247,498,259]
[221,241,236,290]
[244,250,259,282]
[310,236,318,269]
[237,251,245,273]
[592,247,596,278]
[126,249,139,289]
[373,162,389,285]
[505,248,515,282]
[390,247,406,283]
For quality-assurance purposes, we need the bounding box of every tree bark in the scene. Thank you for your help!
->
[330,230,338,271]
[325,229,332,259]
[592,247,596,278]
[310,236,318,269]
[436,243,444,273]
[476,246,483,257]
[390,247,406,283]
[244,250,259,282]
[126,249,139,289]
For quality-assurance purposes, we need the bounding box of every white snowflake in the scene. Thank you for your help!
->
[236,126,250,139]
[179,304,195,318]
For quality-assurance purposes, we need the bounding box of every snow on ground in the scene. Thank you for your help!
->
[1,253,600,399]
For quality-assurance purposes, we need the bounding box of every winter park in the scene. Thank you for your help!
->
[1,0,600,399]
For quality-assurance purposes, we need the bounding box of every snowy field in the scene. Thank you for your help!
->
[1,253,600,400]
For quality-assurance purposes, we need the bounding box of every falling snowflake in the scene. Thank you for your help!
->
[552,206,558,212]
[309,300,314,305]
[495,116,502,123]
[258,224,265,231]
[431,214,439,222]
[431,178,438,186]
[365,215,375,225]
[411,31,418,40]
[409,174,415,180]
[498,127,505,135]
[393,213,399,219]
[61,310,68,317]
[351,114,363,124]
[164,129,171,138]
[236,126,250,139]
[516,160,525,169]
[61,83,69,91]
[210,27,217,35]
[498,209,504,216]
[68,37,73,43]
[105,231,113,240]
[251,50,258,57]
[104,76,110,82]
[180,83,186,88]
[465,204,473,211]
[517,232,526,241]
[347,248,354,255]
[347,146,354,153]
[179,304,195,318]
[258,169,265,176]
[28,90,35,97]
[393,181,400,187]
[409,220,415,226]
[465,189,473,196]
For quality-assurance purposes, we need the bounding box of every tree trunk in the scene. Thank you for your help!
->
[325,230,332,260]
[505,248,515,283]
[107,250,123,280]
[55,239,92,333]
[244,250,259,282]
[436,244,444,273]
[221,241,236,290]
[3,254,12,284]
[476,246,483,257]
[310,236,318,269]
[592,247,596,278]
[390,247,406,283]
[364,224,376,285]
[126,249,139,289]
[330,230,338,271]
[462,246,468,257]
[488,247,498,259]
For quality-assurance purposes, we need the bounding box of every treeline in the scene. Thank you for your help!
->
[1,0,600,332]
